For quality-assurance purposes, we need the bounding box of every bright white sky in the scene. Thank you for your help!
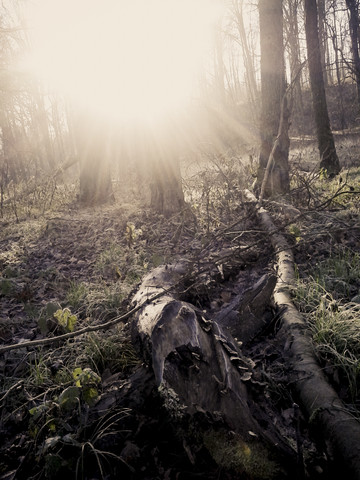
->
[21,0,225,125]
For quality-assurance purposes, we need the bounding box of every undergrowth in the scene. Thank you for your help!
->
[0,325,139,479]
[1,143,360,478]
[294,248,360,407]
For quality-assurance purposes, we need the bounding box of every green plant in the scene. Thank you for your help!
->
[75,409,132,479]
[72,367,101,406]
[66,281,89,309]
[29,353,52,386]
[313,249,360,298]
[54,308,78,332]
[84,331,140,373]
[124,222,142,247]
[287,223,301,243]
[295,272,360,403]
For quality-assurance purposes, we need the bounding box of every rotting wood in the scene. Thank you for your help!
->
[131,262,297,474]
[215,272,277,344]
[131,263,259,436]
[244,189,360,480]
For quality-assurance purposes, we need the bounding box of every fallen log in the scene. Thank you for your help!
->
[244,189,360,480]
[131,263,296,478]
[131,263,259,434]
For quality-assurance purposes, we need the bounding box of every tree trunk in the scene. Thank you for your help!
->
[284,0,304,116]
[233,0,259,121]
[75,115,114,206]
[304,0,341,177]
[79,146,114,205]
[257,0,290,197]
[149,131,185,216]
[330,5,346,130]
[345,0,360,107]
[317,0,328,87]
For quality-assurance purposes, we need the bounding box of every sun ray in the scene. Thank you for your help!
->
[20,0,225,126]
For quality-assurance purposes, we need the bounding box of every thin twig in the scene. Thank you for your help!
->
[0,287,172,355]
[0,380,24,403]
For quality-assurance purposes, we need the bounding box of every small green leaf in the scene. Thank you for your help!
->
[54,308,77,332]
[83,387,99,406]
[48,422,56,433]
[76,367,101,387]
[29,403,50,419]
[72,367,83,387]
[58,386,80,410]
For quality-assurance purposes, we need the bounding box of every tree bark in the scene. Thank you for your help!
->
[257,0,290,197]
[304,0,341,177]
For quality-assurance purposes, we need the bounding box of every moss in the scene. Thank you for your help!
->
[203,430,281,480]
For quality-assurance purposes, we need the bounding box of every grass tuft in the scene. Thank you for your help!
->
[294,248,360,405]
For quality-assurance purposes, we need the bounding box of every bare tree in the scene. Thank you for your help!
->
[318,0,329,86]
[304,0,341,176]
[231,0,259,117]
[148,129,185,216]
[74,114,114,206]
[284,0,304,116]
[345,0,360,106]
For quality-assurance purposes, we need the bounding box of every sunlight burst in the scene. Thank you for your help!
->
[22,0,224,124]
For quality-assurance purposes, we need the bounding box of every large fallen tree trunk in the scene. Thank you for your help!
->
[244,190,360,480]
[130,262,298,478]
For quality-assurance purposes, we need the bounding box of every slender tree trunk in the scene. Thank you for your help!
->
[148,130,185,216]
[214,19,226,106]
[75,116,114,206]
[233,0,259,120]
[345,0,360,107]
[257,0,290,197]
[34,87,55,170]
[79,145,114,205]
[330,6,346,130]
[317,0,328,86]
[285,0,304,116]
[304,0,341,176]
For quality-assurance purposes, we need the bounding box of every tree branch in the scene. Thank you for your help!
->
[0,288,172,355]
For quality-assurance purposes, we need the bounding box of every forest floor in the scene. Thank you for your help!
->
[0,135,360,480]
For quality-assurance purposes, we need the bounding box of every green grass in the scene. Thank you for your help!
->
[295,248,360,404]
[84,331,140,374]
